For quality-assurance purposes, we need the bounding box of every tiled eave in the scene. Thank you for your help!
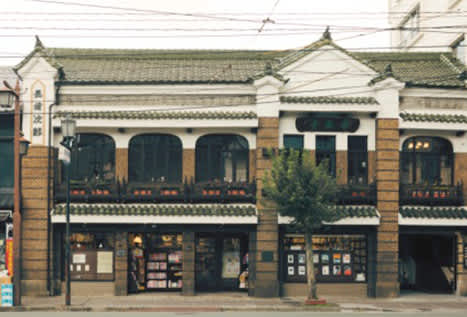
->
[399,112,467,131]
[399,206,467,226]
[51,203,257,224]
[278,205,380,226]
[280,96,379,105]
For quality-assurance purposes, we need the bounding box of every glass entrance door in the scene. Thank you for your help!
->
[195,235,218,291]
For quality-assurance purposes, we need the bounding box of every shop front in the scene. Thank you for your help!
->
[279,228,375,297]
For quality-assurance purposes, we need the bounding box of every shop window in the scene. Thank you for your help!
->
[400,7,420,47]
[128,233,182,292]
[284,134,304,150]
[69,233,114,281]
[348,136,368,184]
[0,116,14,188]
[316,136,336,176]
[196,134,249,182]
[283,234,367,283]
[63,134,115,183]
[129,134,182,183]
[401,137,453,185]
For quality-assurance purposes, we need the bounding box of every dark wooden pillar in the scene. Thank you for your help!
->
[182,231,196,296]
[248,231,256,296]
[114,231,128,296]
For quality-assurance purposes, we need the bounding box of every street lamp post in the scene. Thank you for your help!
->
[1,80,29,306]
[60,115,76,306]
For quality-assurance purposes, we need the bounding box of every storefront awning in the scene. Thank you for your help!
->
[278,205,380,226]
[399,206,467,226]
[51,203,257,224]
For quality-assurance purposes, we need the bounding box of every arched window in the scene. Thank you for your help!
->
[401,137,453,185]
[67,134,115,182]
[129,134,182,183]
[196,134,249,182]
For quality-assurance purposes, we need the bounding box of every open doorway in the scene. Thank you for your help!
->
[399,234,456,294]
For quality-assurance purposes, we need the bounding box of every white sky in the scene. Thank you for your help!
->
[0,0,392,66]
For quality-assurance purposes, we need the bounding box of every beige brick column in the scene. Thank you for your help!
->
[254,117,279,297]
[249,149,256,182]
[454,153,467,205]
[183,149,195,182]
[114,231,128,295]
[375,119,400,297]
[21,145,50,295]
[115,148,128,182]
[368,151,376,183]
[456,232,467,296]
[182,231,196,295]
[336,151,348,185]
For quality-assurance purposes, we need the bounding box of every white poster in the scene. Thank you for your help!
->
[72,253,86,264]
[222,251,240,278]
[97,251,113,274]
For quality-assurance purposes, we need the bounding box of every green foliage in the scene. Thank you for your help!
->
[262,149,339,232]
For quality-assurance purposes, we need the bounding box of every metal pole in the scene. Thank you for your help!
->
[13,82,21,306]
[65,150,71,306]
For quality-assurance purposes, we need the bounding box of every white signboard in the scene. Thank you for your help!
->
[97,251,113,274]
[58,146,70,164]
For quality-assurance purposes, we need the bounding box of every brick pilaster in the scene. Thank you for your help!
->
[336,151,348,185]
[115,148,128,182]
[455,232,467,296]
[368,151,376,183]
[454,153,467,206]
[374,119,400,297]
[21,145,50,295]
[249,149,256,182]
[183,149,195,182]
[182,231,195,296]
[114,231,128,295]
[254,117,279,297]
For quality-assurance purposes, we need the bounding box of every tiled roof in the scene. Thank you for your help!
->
[354,52,466,88]
[400,206,467,219]
[280,96,379,105]
[400,112,467,123]
[53,203,256,217]
[53,110,257,120]
[336,205,378,219]
[15,36,466,88]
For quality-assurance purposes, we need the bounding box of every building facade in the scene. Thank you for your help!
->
[388,0,466,65]
[14,33,467,298]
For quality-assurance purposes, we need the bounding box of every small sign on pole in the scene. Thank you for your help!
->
[58,145,70,165]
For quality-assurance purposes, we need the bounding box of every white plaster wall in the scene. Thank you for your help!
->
[17,55,57,146]
[278,112,376,151]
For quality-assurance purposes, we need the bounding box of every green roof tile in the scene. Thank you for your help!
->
[335,205,378,219]
[400,112,467,123]
[400,206,467,219]
[53,203,257,217]
[53,110,257,120]
[280,96,379,105]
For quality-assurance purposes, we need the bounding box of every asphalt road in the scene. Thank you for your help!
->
[4,313,467,317]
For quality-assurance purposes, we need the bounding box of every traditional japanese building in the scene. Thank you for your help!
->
[14,32,467,298]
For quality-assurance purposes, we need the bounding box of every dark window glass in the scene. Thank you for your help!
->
[128,134,182,183]
[348,136,368,184]
[196,135,249,182]
[0,140,14,187]
[0,116,13,137]
[401,137,453,185]
[316,136,336,176]
[284,135,304,150]
[64,134,115,183]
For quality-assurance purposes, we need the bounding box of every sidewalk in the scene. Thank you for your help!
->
[1,292,467,312]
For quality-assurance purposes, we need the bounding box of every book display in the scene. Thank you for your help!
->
[129,233,183,292]
[283,234,367,283]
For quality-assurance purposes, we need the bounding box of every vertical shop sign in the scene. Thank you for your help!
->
[5,238,13,276]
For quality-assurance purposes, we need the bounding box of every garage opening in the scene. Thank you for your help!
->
[399,234,456,294]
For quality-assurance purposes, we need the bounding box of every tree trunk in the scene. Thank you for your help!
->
[305,231,317,300]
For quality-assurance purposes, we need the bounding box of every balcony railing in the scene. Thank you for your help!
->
[400,183,464,206]
[55,178,257,204]
[337,183,376,205]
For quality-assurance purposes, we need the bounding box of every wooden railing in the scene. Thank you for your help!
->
[400,183,464,206]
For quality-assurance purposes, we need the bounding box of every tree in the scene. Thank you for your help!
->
[262,149,339,301]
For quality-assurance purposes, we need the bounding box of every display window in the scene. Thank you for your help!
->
[283,234,367,283]
[128,233,183,292]
[69,232,114,281]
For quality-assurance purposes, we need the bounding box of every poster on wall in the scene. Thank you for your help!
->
[321,253,329,264]
[343,265,352,276]
[97,251,113,274]
[288,254,294,264]
[288,266,294,276]
[313,254,319,264]
[222,251,240,278]
[333,253,341,264]
[73,253,86,264]
[343,253,351,264]
[298,266,306,276]
[322,266,329,276]
[333,265,342,276]
[298,254,305,264]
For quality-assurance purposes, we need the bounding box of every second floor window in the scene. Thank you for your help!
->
[401,137,453,185]
[129,134,182,183]
[316,135,336,177]
[284,134,304,150]
[400,8,420,47]
[66,134,115,183]
[196,134,249,183]
[348,136,368,184]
